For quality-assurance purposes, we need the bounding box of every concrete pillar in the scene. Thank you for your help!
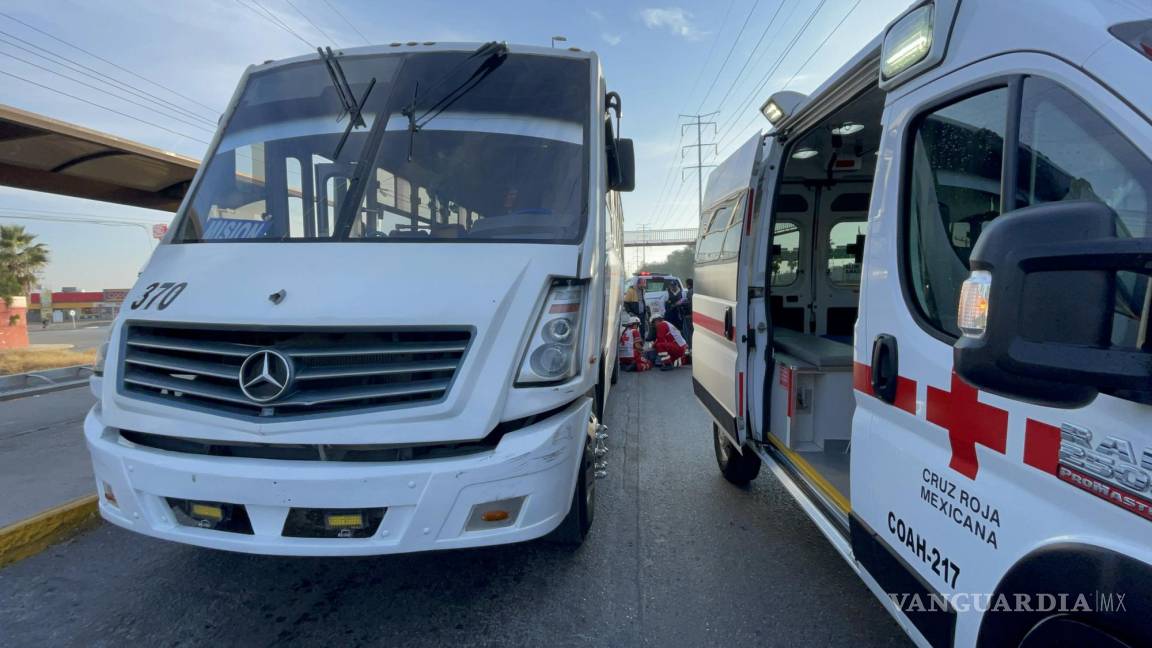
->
[0,296,30,350]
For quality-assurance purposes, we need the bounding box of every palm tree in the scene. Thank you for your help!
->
[0,225,49,304]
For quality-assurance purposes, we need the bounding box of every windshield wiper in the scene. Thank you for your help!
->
[318,46,376,159]
[401,41,509,161]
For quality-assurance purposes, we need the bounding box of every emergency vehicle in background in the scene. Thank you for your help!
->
[624,271,684,318]
[85,42,632,555]
[692,1,1152,646]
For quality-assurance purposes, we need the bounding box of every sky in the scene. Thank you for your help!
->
[0,0,912,289]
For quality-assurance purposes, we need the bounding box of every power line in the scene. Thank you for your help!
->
[717,0,861,150]
[238,0,316,49]
[0,207,169,223]
[709,0,789,114]
[0,212,159,253]
[285,0,338,46]
[0,49,217,134]
[717,0,860,153]
[680,112,720,224]
[321,0,372,46]
[0,29,217,125]
[781,0,863,91]
[642,0,735,231]
[0,68,210,145]
[715,0,831,151]
[684,0,736,107]
[0,11,220,116]
[695,0,762,113]
[0,212,167,227]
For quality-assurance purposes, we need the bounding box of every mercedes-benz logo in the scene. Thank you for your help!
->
[238,349,293,403]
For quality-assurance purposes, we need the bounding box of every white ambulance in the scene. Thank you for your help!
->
[85,43,631,555]
[692,1,1152,645]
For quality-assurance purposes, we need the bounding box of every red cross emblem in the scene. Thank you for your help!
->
[926,373,1008,480]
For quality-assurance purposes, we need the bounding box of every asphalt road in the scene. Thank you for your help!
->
[0,388,95,527]
[27,322,112,351]
[0,370,907,647]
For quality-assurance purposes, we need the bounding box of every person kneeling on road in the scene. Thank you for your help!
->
[618,316,651,372]
[651,314,688,371]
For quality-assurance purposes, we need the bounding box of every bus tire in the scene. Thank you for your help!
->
[546,436,595,546]
[610,356,619,385]
[593,373,606,422]
[713,422,761,485]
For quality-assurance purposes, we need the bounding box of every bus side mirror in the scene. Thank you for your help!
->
[954,201,1152,408]
[609,138,635,192]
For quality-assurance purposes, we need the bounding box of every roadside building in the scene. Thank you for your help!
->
[27,288,131,323]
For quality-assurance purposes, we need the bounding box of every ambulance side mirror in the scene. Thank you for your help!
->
[954,201,1152,408]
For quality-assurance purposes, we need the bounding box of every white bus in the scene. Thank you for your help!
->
[85,42,632,555]
[693,1,1152,646]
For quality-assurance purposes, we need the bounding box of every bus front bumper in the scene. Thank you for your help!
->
[83,398,591,556]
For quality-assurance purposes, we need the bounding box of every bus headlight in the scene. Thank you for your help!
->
[516,280,585,385]
[92,339,111,377]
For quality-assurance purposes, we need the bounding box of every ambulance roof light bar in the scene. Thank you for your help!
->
[878,0,962,91]
[759,91,807,127]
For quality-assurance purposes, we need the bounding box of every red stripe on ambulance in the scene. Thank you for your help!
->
[695,313,728,339]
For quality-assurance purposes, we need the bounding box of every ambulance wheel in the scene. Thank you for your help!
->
[547,436,595,546]
[714,423,761,485]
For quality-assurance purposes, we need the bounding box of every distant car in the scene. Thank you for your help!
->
[624,272,683,318]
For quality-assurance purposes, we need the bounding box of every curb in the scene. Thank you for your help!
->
[0,379,88,402]
[0,495,100,569]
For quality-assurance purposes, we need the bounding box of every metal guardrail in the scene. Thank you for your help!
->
[622,228,697,247]
[0,365,93,398]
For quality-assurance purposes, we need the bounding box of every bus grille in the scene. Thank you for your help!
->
[120,323,471,418]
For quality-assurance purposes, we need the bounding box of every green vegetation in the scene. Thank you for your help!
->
[0,225,50,304]
[639,245,695,281]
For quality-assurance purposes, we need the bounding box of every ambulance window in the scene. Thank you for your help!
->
[771,220,801,287]
[828,219,866,287]
[1015,77,1152,348]
[696,204,732,263]
[906,88,1008,337]
[721,198,745,261]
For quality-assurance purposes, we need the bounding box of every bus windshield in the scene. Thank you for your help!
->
[174,50,590,244]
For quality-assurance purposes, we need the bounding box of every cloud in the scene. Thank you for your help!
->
[640,7,702,40]
[601,32,622,46]
[587,9,605,22]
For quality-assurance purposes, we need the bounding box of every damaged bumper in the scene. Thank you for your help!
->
[84,397,592,556]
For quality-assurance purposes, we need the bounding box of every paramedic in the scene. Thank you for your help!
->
[664,281,686,333]
[618,316,650,372]
[651,314,688,369]
[623,282,646,336]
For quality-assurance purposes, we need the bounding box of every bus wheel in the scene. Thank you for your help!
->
[546,436,595,546]
[593,372,606,421]
[610,356,619,385]
[713,423,761,485]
